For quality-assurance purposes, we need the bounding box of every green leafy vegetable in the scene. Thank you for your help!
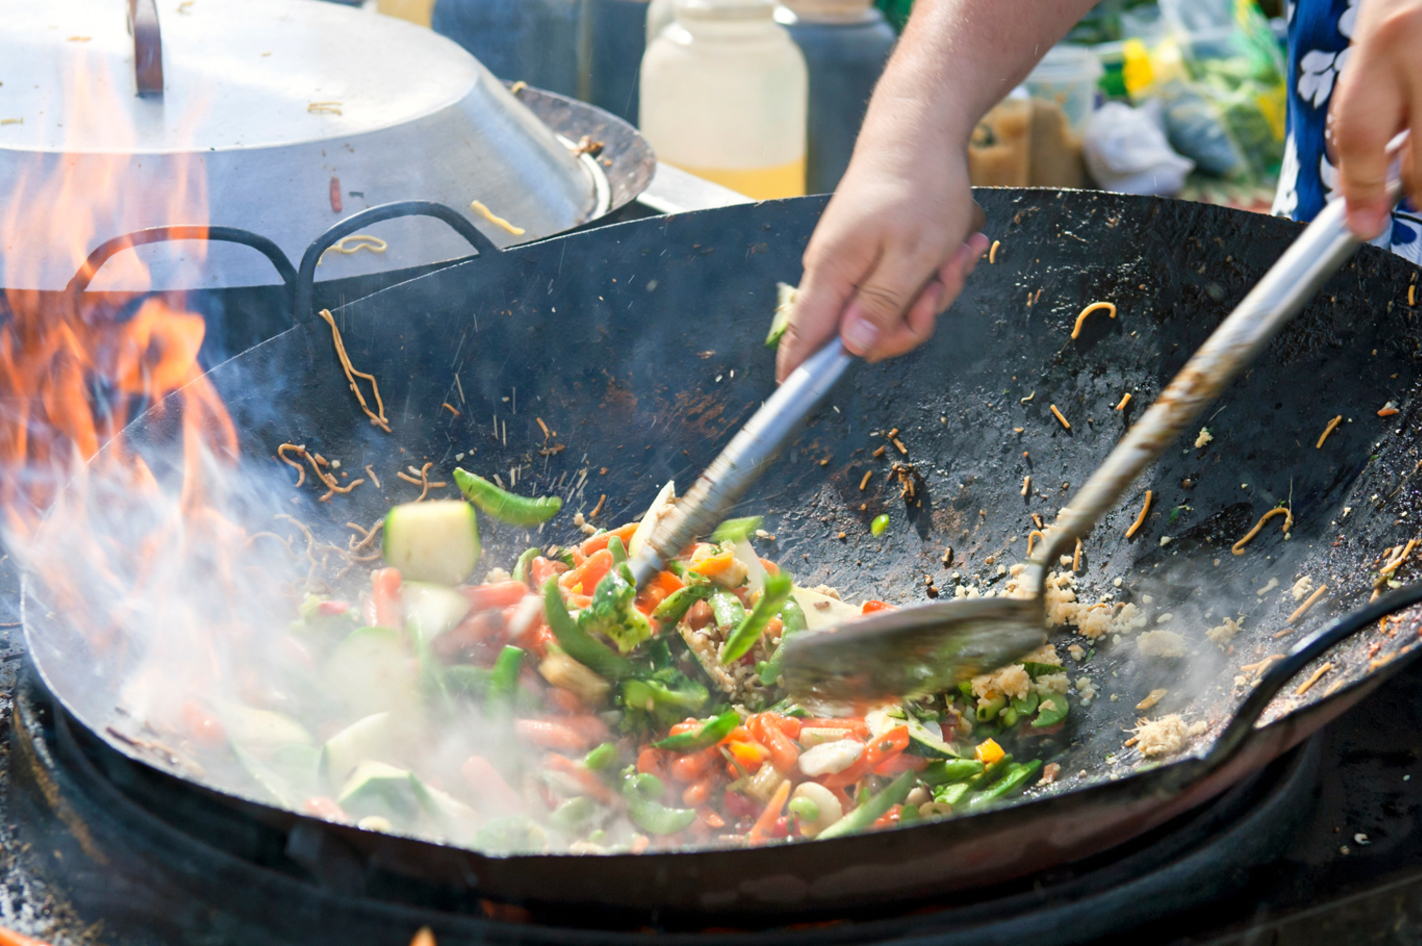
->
[579,568,653,654]
[722,572,793,663]
[710,516,763,543]
[652,710,738,751]
[542,580,636,680]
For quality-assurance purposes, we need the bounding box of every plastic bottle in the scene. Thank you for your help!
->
[777,0,895,193]
[639,0,808,200]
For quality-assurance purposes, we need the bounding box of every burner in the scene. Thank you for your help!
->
[1,669,1320,945]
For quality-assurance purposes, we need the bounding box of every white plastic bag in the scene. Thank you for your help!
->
[1083,101,1195,196]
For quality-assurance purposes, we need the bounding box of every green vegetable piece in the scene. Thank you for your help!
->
[897,802,922,825]
[554,547,577,568]
[721,572,793,664]
[787,796,819,823]
[549,796,597,834]
[766,282,795,348]
[933,782,971,807]
[579,570,653,655]
[1011,692,1040,716]
[651,583,713,625]
[709,589,748,631]
[757,594,809,685]
[966,760,1043,810]
[975,695,1006,722]
[626,770,664,799]
[920,758,984,786]
[1033,693,1070,728]
[966,754,1013,790]
[486,645,524,713]
[871,513,890,537]
[583,742,618,771]
[652,710,738,751]
[1021,661,1066,679]
[608,535,628,565]
[383,499,481,586]
[543,580,636,679]
[710,516,763,543]
[512,547,540,584]
[444,665,492,699]
[817,772,915,840]
[475,815,547,854]
[999,707,1019,728]
[453,467,562,526]
[620,671,708,727]
[621,771,696,835]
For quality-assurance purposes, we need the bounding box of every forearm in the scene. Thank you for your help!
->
[862,0,1099,152]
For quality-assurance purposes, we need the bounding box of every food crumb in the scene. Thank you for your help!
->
[1137,631,1186,658]
[1257,577,1280,596]
[1194,428,1213,449]
[1207,617,1241,645]
[1133,714,1191,757]
[1291,576,1315,601]
[1068,644,1085,661]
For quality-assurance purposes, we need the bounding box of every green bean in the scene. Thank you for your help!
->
[453,468,562,525]
[652,710,738,751]
[721,572,793,663]
[543,580,636,680]
[710,516,762,543]
[757,594,808,685]
[651,583,713,625]
[966,760,1042,809]
[933,782,971,807]
[919,758,984,786]
[817,772,915,840]
[608,535,628,565]
[512,547,540,584]
[710,589,747,631]
[583,742,618,771]
[486,645,523,713]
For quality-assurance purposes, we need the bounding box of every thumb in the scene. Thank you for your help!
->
[1332,43,1404,238]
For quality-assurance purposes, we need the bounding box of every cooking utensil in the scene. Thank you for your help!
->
[23,190,1422,924]
[783,187,1389,701]
[0,0,651,292]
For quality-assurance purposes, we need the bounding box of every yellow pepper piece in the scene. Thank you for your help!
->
[689,546,736,577]
[974,738,1005,765]
[726,739,770,770]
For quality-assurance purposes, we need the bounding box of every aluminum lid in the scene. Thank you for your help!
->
[0,0,617,291]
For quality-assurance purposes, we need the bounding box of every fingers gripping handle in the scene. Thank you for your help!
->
[629,340,854,587]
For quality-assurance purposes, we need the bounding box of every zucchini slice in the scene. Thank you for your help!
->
[382,499,481,586]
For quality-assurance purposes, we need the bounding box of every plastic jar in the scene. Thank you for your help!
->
[1024,43,1103,188]
[639,0,808,199]
[777,0,896,193]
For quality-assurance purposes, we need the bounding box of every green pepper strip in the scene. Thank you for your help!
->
[652,710,739,751]
[651,583,713,625]
[919,758,984,787]
[757,594,808,685]
[543,580,636,680]
[966,760,1043,809]
[709,589,747,631]
[621,777,696,835]
[710,516,763,543]
[453,468,562,526]
[512,547,540,584]
[486,645,524,712]
[722,573,793,663]
[608,535,628,565]
[817,771,915,840]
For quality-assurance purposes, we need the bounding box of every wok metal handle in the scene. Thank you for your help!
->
[65,225,299,316]
[295,200,503,324]
[629,339,854,586]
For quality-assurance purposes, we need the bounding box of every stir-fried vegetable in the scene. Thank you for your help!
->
[453,467,563,525]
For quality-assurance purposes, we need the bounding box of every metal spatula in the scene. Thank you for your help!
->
[783,179,1405,702]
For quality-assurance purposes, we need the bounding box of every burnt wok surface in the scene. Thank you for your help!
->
[20,190,1422,920]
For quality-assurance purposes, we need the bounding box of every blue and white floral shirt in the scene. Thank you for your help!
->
[1273,0,1421,263]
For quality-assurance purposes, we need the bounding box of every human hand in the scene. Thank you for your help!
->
[1330,0,1422,238]
[775,141,989,382]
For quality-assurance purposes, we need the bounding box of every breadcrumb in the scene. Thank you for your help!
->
[1194,428,1213,449]
[1206,617,1241,645]
[1134,714,1190,757]
[1290,576,1315,602]
[971,664,1032,705]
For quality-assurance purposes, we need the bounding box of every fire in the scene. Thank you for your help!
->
[0,46,231,532]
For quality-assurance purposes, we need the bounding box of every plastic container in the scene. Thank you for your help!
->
[1024,44,1102,188]
[968,86,1032,187]
[431,0,580,97]
[639,0,808,199]
[777,0,895,194]
[647,0,675,45]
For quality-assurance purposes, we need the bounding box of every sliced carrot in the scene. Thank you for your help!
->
[748,714,799,774]
[463,580,528,611]
[638,746,670,780]
[688,545,735,577]
[697,805,726,829]
[560,548,613,593]
[759,558,780,575]
[861,600,894,614]
[670,748,715,782]
[579,522,639,556]
[371,567,403,630]
[544,753,620,806]
[563,592,593,610]
[776,715,801,741]
[557,714,612,745]
[515,718,593,752]
[821,725,908,788]
[668,717,702,737]
[528,556,566,588]
[682,775,714,807]
[747,778,791,845]
[635,570,684,614]
[871,804,903,830]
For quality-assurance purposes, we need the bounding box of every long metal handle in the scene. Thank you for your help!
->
[629,340,854,586]
[128,0,163,97]
[1035,196,1365,569]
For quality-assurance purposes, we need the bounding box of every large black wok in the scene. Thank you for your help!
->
[23,190,1422,926]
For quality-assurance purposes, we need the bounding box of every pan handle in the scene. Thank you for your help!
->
[65,225,299,314]
[1202,581,1422,773]
[294,200,503,324]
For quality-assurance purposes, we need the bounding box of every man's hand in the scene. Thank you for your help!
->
[1332,0,1422,239]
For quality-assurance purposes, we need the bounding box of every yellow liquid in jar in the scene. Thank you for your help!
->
[671,158,806,200]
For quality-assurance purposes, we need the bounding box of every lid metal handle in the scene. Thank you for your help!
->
[128,0,163,97]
